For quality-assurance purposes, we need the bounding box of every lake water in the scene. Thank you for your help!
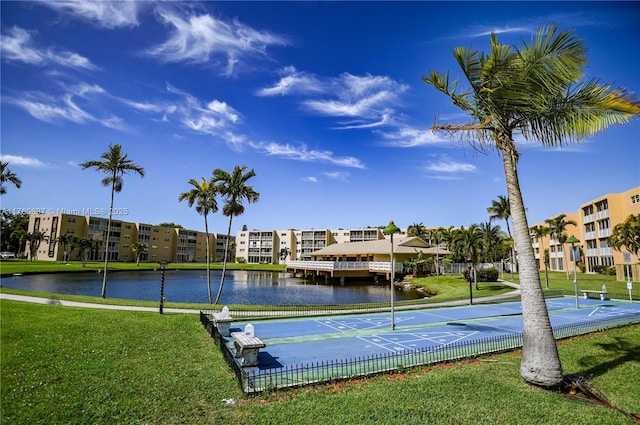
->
[0,270,421,305]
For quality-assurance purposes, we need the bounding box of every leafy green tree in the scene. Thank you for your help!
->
[212,165,259,304]
[129,242,149,266]
[0,161,22,195]
[0,211,29,254]
[609,214,640,256]
[178,177,218,304]
[80,143,145,298]
[423,25,640,388]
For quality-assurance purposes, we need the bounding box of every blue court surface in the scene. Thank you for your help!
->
[225,297,640,371]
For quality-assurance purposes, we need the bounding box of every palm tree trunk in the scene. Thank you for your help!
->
[502,141,562,388]
[204,215,212,304]
[214,215,233,304]
[101,176,115,298]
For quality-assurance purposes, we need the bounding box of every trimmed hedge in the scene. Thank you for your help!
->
[463,267,499,282]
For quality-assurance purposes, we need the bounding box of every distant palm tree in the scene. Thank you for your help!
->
[71,236,97,267]
[453,224,484,290]
[428,226,447,278]
[423,25,640,387]
[80,143,145,298]
[480,221,502,264]
[129,242,149,266]
[56,232,74,263]
[212,165,259,304]
[26,231,49,261]
[488,195,516,278]
[279,247,291,264]
[0,162,22,195]
[609,214,640,256]
[545,214,577,279]
[178,177,218,304]
[407,222,428,240]
[530,225,551,289]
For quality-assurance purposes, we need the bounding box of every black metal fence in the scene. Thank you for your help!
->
[200,306,640,395]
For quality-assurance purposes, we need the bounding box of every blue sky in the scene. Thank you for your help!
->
[1,1,639,236]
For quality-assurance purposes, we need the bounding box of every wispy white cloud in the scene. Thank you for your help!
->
[37,0,141,28]
[322,171,350,181]
[250,142,365,169]
[379,127,450,147]
[145,10,287,76]
[4,82,125,130]
[257,66,326,96]
[469,26,531,38]
[0,154,48,168]
[1,26,97,70]
[303,176,318,183]
[163,84,241,139]
[422,155,477,180]
[258,69,408,129]
[425,157,477,173]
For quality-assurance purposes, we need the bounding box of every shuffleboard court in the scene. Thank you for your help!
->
[224,297,640,371]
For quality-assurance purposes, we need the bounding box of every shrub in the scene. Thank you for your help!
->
[592,265,609,275]
[463,267,499,282]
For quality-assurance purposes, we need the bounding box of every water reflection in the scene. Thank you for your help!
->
[0,270,421,305]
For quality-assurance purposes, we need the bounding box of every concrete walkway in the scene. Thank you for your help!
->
[0,293,201,314]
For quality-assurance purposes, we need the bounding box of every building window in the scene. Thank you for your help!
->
[632,194,640,204]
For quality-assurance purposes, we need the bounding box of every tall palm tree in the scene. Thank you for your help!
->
[428,226,447,278]
[129,242,149,266]
[0,161,22,195]
[423,25,640,388]
[609,214,640,255]
[454,224,484,290]
[488,195,516,278]
[530,225,551,289]
[212,165,259,304]
[178,177,218,304]
[407,222,428,240]
[71,236,97,267]
[545,214,577,279]
[80,143,145,298]
[25,231,48,261]
[56,232,74,263]
[480,221,502,264]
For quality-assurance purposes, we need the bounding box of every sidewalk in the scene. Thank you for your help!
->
[0,293,201,314]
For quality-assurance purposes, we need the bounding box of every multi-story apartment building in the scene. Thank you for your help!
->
[530,186,639,273]
[235,227,407,264]
[237,187,638,271]
[25,213,233,263]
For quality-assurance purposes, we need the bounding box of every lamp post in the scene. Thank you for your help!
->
[566,235,580,308]
[383,220,401,330]
[159,261,168,314]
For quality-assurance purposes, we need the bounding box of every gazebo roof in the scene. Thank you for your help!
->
[311,237,449,257]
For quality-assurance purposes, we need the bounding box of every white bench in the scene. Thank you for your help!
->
[231,331,266,367]
[580,290,608,301]
[213,307,233,337]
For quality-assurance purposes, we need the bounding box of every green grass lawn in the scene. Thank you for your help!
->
[1,299,638,424]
